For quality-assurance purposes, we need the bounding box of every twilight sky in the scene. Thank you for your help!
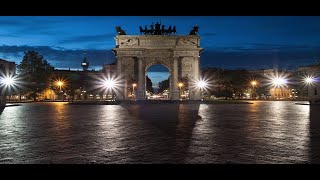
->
[1,16,320,88]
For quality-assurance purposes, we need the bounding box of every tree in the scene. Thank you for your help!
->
[158,78,169,94]
[229,69,250,99]
[17,51,54,101]
[202,67,250,99]
[146,75,154,94]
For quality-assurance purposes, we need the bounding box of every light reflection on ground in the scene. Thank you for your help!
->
[0,101,319,163]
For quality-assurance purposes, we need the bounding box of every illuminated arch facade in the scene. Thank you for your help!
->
[113,35,203,100]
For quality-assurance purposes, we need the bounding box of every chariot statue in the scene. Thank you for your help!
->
[139,22,176,35]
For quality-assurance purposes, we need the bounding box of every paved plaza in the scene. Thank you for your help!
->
[0,101,320,163]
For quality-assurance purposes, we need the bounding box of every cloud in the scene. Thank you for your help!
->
[0,45,115,70]
[1,43,319,73]
[201,32,217,37]
[59,33,115,44]
[0,17,67,37]
[201,44,320,70]
[0,19,24,26]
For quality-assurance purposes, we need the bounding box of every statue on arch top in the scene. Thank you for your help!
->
[116,26,126,35]
[139,22,177,35]
[189,26,199,35]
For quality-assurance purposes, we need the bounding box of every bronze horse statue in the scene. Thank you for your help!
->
[189,26,199,35]
[116,26,126,35]
[139,24,176,35]
[139,25,154,35]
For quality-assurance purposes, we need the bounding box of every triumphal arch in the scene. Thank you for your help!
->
[112,23,203,100]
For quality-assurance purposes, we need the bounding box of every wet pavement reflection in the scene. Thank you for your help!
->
[0,101,319,164]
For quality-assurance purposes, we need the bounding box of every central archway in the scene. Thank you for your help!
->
[113,35,203,100]
[146,64,171,100]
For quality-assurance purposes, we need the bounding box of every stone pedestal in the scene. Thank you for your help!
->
[193,90,201,100]
[0,96,6,107]
[137,90,145,100]
[172,90,180,100]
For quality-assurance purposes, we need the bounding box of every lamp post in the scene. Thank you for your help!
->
[1,76,15,104]
[56,81,64,101]
[251,80,257,99]
[305,76,314,98]
[132,83,137,99]
[178,82,183,99]
[197,80,207,101]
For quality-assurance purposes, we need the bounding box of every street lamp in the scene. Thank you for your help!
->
[3,77,14,86]
[271,77,286,88]
[196,80,208,100]
[56,81,63,91]
[251,80,257,99]
[104,79,116,100]
[305,77,314,84]
[56,81,64,101]
[251,80,257,87]
[197,80,207,89]
[304,76,315,98]
[178,82,183,99]
[104,79,115,89]
[1,76,16,103]
[132,83,137,99]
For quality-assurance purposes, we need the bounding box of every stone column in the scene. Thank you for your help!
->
[124,80,127,100]
[171,57,179,100]
[192,57,201,100]
[116,57,124,100]
[137,57,145,100]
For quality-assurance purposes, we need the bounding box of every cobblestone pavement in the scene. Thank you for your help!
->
[0,101,319,164]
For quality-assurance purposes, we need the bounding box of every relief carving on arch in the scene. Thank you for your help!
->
[121,58,135,77]
[177,37,197,46]
[181,58,193,71]
[119,37,139,46]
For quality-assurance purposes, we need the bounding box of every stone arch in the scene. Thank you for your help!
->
[145,61,172,75]
[145,63,171,98]
[113,35,203,100]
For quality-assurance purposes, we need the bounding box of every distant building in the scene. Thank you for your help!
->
[41,57,117,101]
[248,69,293,99]
[297,65,320,104]
[81,56,90,71]
[0,59,16,75]
[102,63,116,74]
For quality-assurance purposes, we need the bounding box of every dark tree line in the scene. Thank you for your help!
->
[158,78,169,94]
[17,51,54,101]
[202,67,269,99]
[146,75,154,93]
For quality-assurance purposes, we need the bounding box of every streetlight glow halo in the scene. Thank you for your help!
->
[3,77,14,86]
[197,80,207,88]
[305,76,314,84]
[104,79,115,88]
